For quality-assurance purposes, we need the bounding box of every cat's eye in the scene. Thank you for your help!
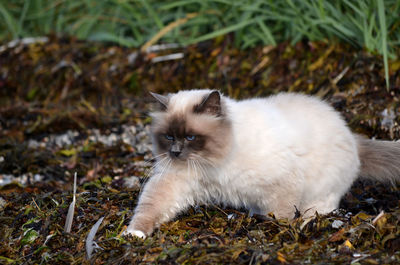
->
[165,134,174,141]
[185,135,196,141]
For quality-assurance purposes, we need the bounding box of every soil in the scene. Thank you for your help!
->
[0,36,399,264]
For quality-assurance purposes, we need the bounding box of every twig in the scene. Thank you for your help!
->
[32,197,42,212]
[332,66,350,86]
[141,13,198,53]
[151,53,184,63]
[372,210,385,226]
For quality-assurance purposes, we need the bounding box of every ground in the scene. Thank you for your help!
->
[0,37,399,264]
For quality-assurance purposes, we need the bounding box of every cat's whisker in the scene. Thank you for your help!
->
[142,153,168,171]
[142,157,165,180]
[189,160,195,178]
[189,160,196,178]
[191,154,218,170]
[139,155,169,193]
[188,160,192,177]
[139,158,171,195]
[194,159,202,179]
[145,152,168,163]
[157,157,172,180]
[194,160,204,178]
[190,153,212,165]
[148,157,167,174]
[193,160,200,179]
[196,160,209,178]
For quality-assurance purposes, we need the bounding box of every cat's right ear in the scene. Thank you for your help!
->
[150,92,169,110]
[194,90,222,116]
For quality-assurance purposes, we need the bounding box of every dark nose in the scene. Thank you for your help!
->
[170,151,181,157]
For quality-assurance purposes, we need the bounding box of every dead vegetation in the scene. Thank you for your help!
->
[0,37,399,264]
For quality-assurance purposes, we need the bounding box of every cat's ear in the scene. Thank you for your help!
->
[194,91,222,116]
[150,92,169,110]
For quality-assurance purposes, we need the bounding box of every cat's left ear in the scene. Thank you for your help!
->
[195,91,222,116]
[150,92,169,110]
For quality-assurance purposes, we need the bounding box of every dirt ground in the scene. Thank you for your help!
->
[0,37,399,264]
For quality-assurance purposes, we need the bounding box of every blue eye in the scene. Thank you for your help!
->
[165,134,174,141]
[185,135,196,141]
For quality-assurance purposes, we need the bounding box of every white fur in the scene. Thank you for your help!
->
[219,93,359,217]
[125,90,360,237]
[123,228,146,239]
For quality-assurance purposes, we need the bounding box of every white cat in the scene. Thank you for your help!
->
[124,90,400,238]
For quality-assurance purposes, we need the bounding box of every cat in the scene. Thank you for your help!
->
[124,89,400,238]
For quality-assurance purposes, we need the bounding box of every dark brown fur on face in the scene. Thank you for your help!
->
[154,115,207,160]
[150,91,232,163]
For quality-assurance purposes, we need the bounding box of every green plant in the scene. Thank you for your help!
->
[1,0,399,87]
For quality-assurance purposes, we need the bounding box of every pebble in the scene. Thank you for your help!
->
[0,197,6,211]
[24,124,150,149]
[331,220,344,229]
[123,176,140,189]
[121,124,136,146]
[365,198,377,204]
[0,173,44,186]
[2,123,154,186]
[227,213,235,220]
[54,130,79,147]
[0,174,16,186]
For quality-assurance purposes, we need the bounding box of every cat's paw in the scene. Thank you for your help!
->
[123,228,146,239]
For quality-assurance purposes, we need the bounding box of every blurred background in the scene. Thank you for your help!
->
[1,0,399,134]
[1,1,400,264]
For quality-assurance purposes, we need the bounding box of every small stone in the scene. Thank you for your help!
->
[123,176,140,189]
[28,139,40,149]
[0,174,14,186]
[332,220,344,229]
[345,212,353,218]
[227,214,235,220]
[108,133,118,145]
[365,198,377,204]
[0,197,7,210]
[54,133,72,147]
[33,174,44,182]
[121,125,137,146]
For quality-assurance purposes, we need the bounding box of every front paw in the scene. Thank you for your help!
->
[123,228,146,239]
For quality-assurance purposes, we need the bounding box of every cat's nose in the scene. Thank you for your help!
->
[170,151,181,157]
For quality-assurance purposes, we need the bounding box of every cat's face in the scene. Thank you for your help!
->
[150,90,232,165]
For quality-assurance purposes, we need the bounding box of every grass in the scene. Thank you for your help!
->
[1,0,399,87]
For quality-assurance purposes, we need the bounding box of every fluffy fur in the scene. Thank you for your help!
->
[124,89,400,238]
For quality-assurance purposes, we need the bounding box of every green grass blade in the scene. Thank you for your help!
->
[139,0,164,29]
[88,31,139,47]
[18,1,30,36]
[0,2,19,39]
[160,0,199,10]
[377,0,389,89]
[185,18,258,45]
[257,18,276,46]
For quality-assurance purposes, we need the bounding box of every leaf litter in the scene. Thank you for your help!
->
[0,36,399,264]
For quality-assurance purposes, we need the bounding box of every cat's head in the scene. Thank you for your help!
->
[150,90,232,166]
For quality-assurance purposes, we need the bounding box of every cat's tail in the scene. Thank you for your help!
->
[357,135,400,183]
